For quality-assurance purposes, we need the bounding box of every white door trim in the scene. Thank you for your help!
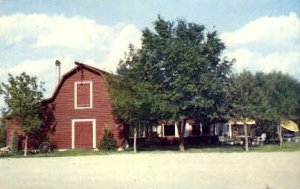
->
[71,119,96,149]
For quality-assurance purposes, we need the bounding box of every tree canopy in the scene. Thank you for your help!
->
[109,16,234,151]
[229,71,300,149]
[0,72,45,156]
[230,71,300,123]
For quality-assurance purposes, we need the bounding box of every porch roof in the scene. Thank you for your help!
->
[228,119,256,125]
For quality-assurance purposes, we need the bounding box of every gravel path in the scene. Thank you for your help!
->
[0,152,299,189]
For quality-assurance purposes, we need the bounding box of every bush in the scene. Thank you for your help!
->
[98,129,117,151]
[11,131,18,154]
[0,120,6,148]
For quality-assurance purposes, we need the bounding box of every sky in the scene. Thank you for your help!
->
[0,0,299,109]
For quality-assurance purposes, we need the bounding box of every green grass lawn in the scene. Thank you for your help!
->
[1,142,300,158]
[251,142,300,152]
[1,149,131,158]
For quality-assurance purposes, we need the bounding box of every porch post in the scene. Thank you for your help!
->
[228,123,232,138]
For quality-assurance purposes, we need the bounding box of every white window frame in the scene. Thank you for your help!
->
[129,124,146,138]
[162,123,179,137]
[71,119,96,149]
[74,81,93,109]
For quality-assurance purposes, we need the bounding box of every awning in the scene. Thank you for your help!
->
[228,119,256,125]
[281,120,299,132]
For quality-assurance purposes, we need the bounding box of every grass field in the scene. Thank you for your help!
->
[2,141,299,158]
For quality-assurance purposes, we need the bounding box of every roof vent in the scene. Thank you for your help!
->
[55,60,61,85]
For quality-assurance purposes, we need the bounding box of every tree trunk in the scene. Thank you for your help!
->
[278,125,283,146]
[24,135,28,157]
[178,119,187,152]
[244,123,249,152]
[133,127,137,153]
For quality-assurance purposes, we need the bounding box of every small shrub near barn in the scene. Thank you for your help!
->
[98,129,117,151]
[0,118,6,148]
[11,131,19,154]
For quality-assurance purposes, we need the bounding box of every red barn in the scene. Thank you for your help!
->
[6,62,125,150]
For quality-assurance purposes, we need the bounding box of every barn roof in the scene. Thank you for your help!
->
[42,61,112,104]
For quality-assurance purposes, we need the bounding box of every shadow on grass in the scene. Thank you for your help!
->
[138,144,245,153]
[1,142,299,158]
[138,142,300,153]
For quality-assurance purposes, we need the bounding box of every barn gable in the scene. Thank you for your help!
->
[42,62,124,149]
[6,62,124,150]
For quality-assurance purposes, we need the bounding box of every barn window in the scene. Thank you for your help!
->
[74,81,93,109]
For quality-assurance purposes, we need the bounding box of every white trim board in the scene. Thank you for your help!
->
[71,119,96,149]
[74,81,93,109]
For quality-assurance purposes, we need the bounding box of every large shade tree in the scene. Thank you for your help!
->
[230,71,300,150]
[111,16,233,151]
[229,71,267,151]
[106,45,154,152]
[0,72,45,156]
[263,72,300,146]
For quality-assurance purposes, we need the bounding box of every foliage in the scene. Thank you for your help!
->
[98,129,117,151]
[109,16,234,151]
[0,116,6,147]
[0,72,45,156]
[229,71,300,148]
[229,71,267,120]
[230,71,300,121]
[106,66,152,126]
[263,72,300,121]
[0,72,45,133]
[136,16,233,122]
[11,131,18,154]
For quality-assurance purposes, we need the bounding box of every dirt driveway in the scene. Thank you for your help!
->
[0,152,299,189]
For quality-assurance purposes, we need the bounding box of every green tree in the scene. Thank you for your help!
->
[230,71,300,150]
[107,45,154,152]
[111,16,233,151]
[0,72,45,156]
[229,71,267,151]
[0,115,6,147]
[263,72,300,146]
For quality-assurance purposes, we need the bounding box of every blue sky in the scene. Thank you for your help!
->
[0,0,299,108]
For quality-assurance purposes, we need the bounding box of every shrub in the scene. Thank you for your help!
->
[11,131,18,154]
[98,129,117,151]
[0,119,6,148]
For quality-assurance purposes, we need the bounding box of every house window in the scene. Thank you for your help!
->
[191,124,201,136]
[202,125,210,136]
[129,123,146,138]
[74,81,93,109]
[164,125,175,136]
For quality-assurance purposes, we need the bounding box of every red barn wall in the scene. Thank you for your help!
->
[48,68,124,149]
[5,118,25,149]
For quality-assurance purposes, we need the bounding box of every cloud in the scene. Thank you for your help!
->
[0,13,141,52]
[101,24,142,72]
[221,12,300,48]
[0,13,142,105]
[0,56,75,97]
[221,12,300,79]
[0,14,113,50]
[226,49,300,74]
[0,19,141,100]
